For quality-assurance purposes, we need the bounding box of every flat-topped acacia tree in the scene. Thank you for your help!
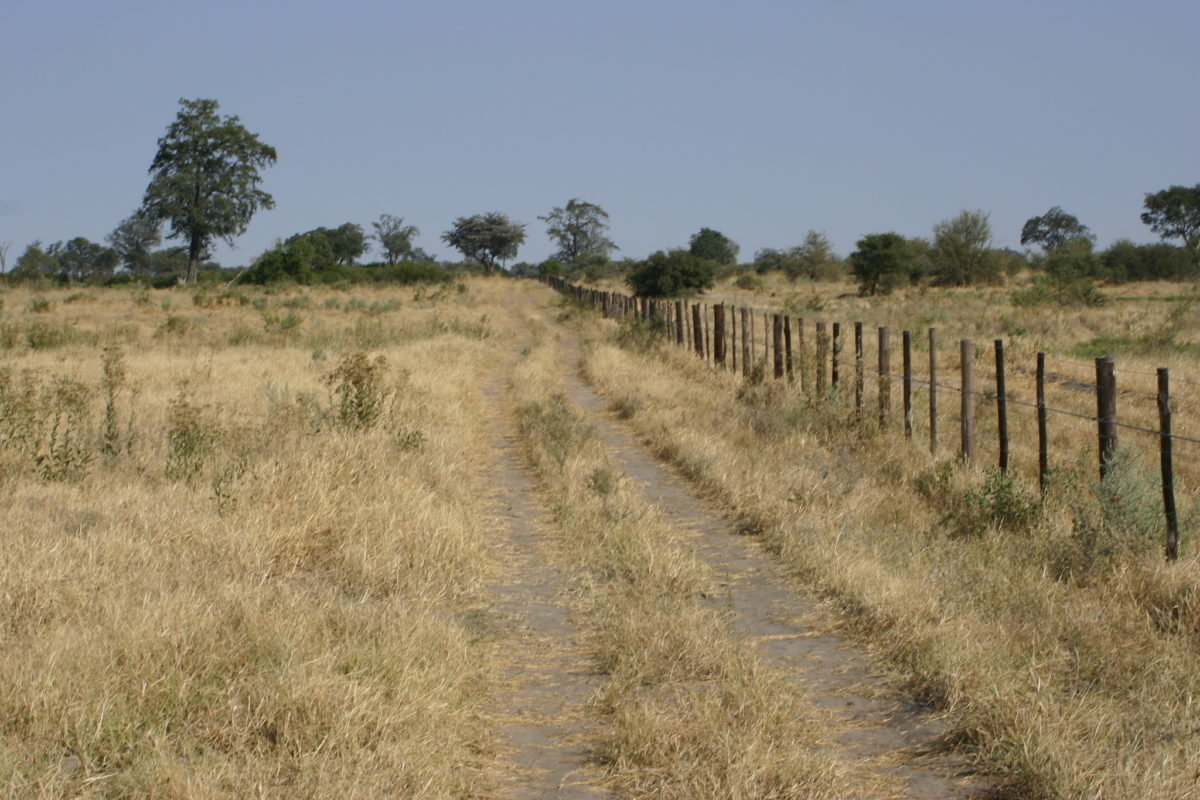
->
[141,98,277,284]
[442,212,526,274]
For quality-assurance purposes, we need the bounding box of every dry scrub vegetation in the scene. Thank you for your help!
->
[570,283,1200,799]
[509,322,880,799]
[0,281,508,797]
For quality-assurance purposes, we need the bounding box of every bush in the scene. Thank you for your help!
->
[626,250,715,298]
[324,352,391,430]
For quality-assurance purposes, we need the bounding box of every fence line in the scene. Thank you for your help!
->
[541,277,1189,561]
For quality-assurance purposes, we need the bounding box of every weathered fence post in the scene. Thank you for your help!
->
[692,304,704,358]
[784,316,794,381]
[798,317,807,395]
[878,327,891,426]
[831,322,842,392]
[929,328,938,456]
[704,305,711,362]
[675,300,684,346]
[1096,356,1117,480]
[773,314,784,379]
[714,304,726,367]
[1037,352,1048,495]
[995,339,1009,473]
[731,306,738,372]
[854,322,864,423]
[903,330,913,439]
[816,322,828,397]
[961,339,975,464]
[741,308,751,377]
[1158,368,1179,562]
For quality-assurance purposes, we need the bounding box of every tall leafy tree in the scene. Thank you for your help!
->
[372,214,420,264]
[688,227,739,265]
[538,199,617,263]
[11,241,61,280]
[930,209,1000,286]
[1020,206,1093,251]
[107,211,162,273]
[1141,185,1200,252]
[57,237,118,281]
[141,98,277,284]
[441,212,526,274]
[849,233,917,296]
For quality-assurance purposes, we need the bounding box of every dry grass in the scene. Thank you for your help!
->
[572,292,1200,799]
[509,317,880,799]
[0,281,513,798]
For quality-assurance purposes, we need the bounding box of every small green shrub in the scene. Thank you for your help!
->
[323,352,391,430]
[35,377,94,481]
[165,389,215,482]
[26,321,78,350]
[27,296,54,313]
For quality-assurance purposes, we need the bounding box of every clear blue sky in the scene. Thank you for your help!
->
[2,0,1197,268]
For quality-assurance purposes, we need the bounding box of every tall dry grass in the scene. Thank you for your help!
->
[574,299,1200,799]
[0,281,512,797]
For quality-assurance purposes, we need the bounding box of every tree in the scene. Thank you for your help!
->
[538,199,617,263]
[626,249,715,298]
[11,241,60,280]
[688,227,739,265]
[244,238,321,285]
[57,237,118,281]
[107,211,162,273]
[1141,185,1200,252]
[141,98,277,284]
[790,230,841,280]
[0,241,11,273]
[930,209,1001,286]
[849,233,918,296]
[1020,207,1094,252]
[372,214,420,264]
[441,212,526,274]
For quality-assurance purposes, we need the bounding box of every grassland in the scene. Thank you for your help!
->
[568,273,1200,799]
[0,281,506,797]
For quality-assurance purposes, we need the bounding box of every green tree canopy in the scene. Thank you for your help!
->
[626,249,715,298]
[141,98,277,284]
[930,209,1001,286]
[1141,185,1200,252]
[107,211,162,273]
[441,212,526,274]
[11,241,60,280]
[245,238,321,285]
[372,215,420,264]
[1020,207,1094,251]
[688,227,739,265]
[290,224,367,266]
[538,199,617,263]
[849,233,918,295]
[57,237,118,281]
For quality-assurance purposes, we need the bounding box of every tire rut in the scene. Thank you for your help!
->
[554,335,998,800]
[482,363,609,799]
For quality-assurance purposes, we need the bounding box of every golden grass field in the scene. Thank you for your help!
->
[3,274,1199,798]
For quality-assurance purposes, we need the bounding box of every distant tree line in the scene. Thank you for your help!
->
[4,98,1197,294]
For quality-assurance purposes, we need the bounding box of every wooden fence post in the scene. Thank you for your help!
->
[961,339,975,464]
[831,322,841,392]
[798,318,807,395]
[741,308,751,377]
[714,304,726,367]
[773,314,784,379]
[1037,352,1048,495]
[692,304,704,358]
[854,322,864,423]
[784,316,794,381]
[878,327,891,426]
[675,300,684,345]
[903,330,913,439]
[731,306,737,372]
[929,328,937,456]
[816,322,828,397]
[995,339,1009,473]
[704,305,711,362]
[1158,368,1179,562]
[1096,356,1117,480]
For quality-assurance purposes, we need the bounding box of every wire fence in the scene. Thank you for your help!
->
[544,278,1189,561]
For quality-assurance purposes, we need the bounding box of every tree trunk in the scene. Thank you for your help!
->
[187,234,203,284]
